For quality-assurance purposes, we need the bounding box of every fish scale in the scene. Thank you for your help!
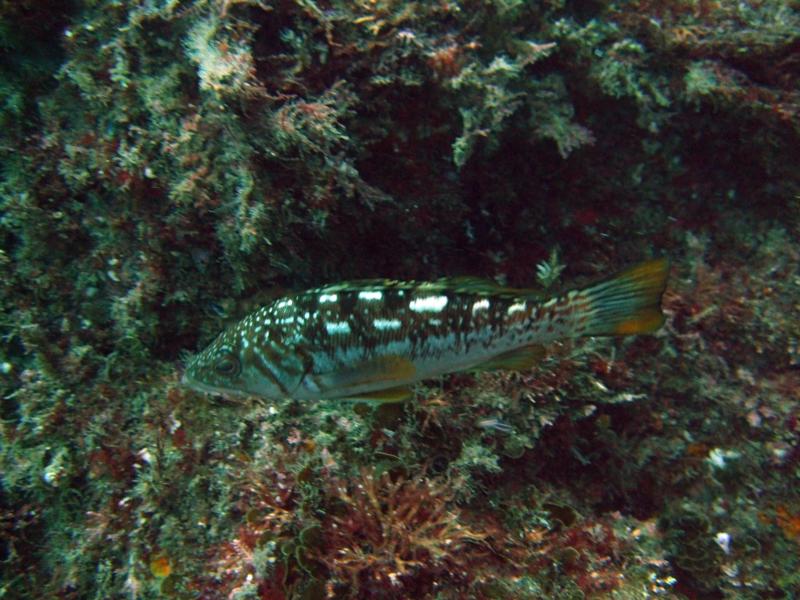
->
[183,259,669,402]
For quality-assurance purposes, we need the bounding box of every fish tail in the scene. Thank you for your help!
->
[579,258,669,336]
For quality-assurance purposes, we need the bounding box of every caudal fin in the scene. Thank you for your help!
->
[582,258,669,336]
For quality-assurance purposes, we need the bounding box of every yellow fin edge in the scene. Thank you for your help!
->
[582,258,669,337]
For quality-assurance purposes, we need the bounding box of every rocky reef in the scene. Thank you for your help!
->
[1,1,799,598]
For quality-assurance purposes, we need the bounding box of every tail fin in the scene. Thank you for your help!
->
[581,258,669,336]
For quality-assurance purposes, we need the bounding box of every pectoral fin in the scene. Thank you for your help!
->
[316,355,416,397]
[475,344,546,372]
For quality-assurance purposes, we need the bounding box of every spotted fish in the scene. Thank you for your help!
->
[182,258,668,402]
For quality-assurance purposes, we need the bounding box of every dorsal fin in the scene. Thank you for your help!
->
[312,279,401,293]
[432,276,522,297]
[306,276,544,300]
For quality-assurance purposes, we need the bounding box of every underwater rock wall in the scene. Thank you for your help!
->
[1,1,799,598]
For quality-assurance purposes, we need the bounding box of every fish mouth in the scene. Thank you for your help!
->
[181,373,220,395]
[181,372,250,398]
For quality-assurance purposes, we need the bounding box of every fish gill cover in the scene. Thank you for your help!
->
[0,1,799,598]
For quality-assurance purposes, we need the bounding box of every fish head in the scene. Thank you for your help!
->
[182,316,307,399]
[182,326,251,397]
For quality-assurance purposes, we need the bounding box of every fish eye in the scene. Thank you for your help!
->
[215,354,240,376]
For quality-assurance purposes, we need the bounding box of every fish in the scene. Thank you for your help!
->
[182,258,669,402]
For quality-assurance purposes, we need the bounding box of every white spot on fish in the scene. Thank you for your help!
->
[319,294,338,303]
[410,295,448,313]
[276,299,293,309]
[543,298,557,308]
[358,290,383,301]
[507,302,526,315]
[242,338,250,349]
[373,318,402,330]
[429,318,442,326]
[472,299,490,313]
[325,321,351,335]
[278,317,295,325]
